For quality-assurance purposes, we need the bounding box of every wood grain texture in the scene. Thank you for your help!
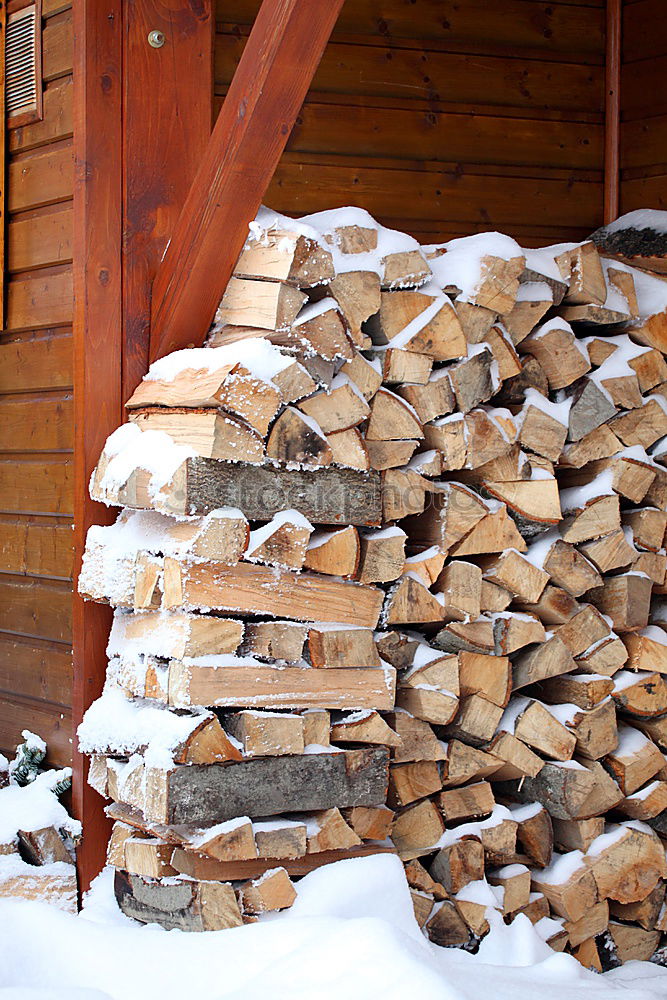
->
[0,692,71,767]
[71,0,122,891]
[215,34,605,114]
[0,575,71,642]
[8,146,74,212]
[217,0,605,60]
[620,4,667,212]
[0,632,72,705]
[164,748,389,825]
[0,517,73,579]
[184,458,382,525]
[0,459,72,515]
[9,77,73,154]
[0,332,72,392]
[122,0,213,401]
[0,394,73,452]
[212,0,606,245]
[150,0,345,360]
[8,206,73,273]
[6,269,73,330]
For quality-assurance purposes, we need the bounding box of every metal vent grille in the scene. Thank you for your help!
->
[6,6,38,118]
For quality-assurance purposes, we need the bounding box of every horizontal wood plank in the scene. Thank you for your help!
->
[43,10,73,82]
[266,158,603,228]
[621,116,667,170]
[0,459,72,515]
[0,693,71,766]
[8,146,74,213]
[0,632,72,705]
[622,0,666,64]
[621,173,667,213]
[9,77,73,154]
[621,56,667,120]
[0,518,72,578]
[215,33,604,113]
[0,332,72,393]
[8,206,73,273]
[6,269,73,331]
[0,575,72,642]
[0,393,73,452]
[216,0,605,59]
[284,101,602,170]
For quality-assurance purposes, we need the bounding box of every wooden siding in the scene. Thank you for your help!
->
[214,0,606,246]
[620,0,667,212]
[0,2,74,766]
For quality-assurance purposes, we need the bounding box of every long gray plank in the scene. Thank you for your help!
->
[165,748,389,825]
[184,458,382,525]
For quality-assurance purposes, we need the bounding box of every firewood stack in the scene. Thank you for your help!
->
[79,205,667,964]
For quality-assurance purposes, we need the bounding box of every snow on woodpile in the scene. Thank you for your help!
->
[0,733,79,914]
[1,855,667,1000]
[75,202,667,972]
[592,209,667,273]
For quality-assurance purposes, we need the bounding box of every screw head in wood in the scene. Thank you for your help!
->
[148,29,165,48]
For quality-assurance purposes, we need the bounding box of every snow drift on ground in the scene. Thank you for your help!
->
[0,855,665,1000]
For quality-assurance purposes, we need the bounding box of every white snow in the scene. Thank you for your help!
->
[246,510,313,558]
[559,469,616,512]
[515,281,553,303]
[77,688,212,769]
[93,425,196,505]
[426,232,523,304]
[639,625,667,645]
[143,340,292,385]
[292,297,341,326]
[612,723,652,758]
[189,818,252,848]
[522,246,565,282]
[518,388,571,428]
[299,207,428,285]
[0,769,81,847]
[523,528,560,570]
[0,854,658,999]
[600,209,667,236]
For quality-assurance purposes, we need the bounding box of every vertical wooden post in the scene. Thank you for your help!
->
[150,0,345,363]
[604,0,621,224]
[72,0,123,894]
[122,0,214,402]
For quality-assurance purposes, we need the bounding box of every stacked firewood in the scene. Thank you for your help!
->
[80,205,667,964]
[0,733,79,912]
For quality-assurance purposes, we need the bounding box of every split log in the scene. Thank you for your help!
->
[162,559,384,627]
[303,526,360,578]
[215,276,307,332]
[307,625,380,668]
[166,659,396,712]
[114,869,243,931]
[224,711,305,757]
[239,868,297,914]
[128,408,265,463]
[266,407,333,467]
[146,749,389,825]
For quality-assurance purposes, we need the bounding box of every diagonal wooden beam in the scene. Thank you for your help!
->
[149,0,345,363]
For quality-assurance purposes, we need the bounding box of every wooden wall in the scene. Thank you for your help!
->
[620,0,667,212]
[215,0,607,246]
[0,0,73,766]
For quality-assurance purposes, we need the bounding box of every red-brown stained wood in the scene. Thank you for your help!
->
[150,0,346,361]
[122,0,214,401]
[71,0,122,893]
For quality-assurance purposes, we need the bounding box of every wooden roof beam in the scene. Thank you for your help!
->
[149,0,345,363]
